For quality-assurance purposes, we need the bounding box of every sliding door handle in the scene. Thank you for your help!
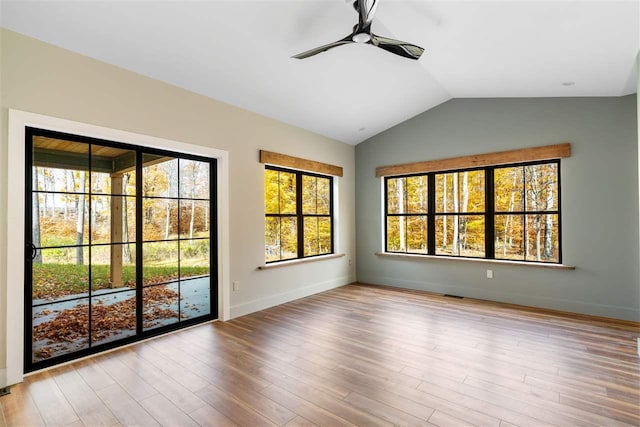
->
[26,242,37,261]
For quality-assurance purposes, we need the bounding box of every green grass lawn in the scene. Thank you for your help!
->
[33,263,209,299]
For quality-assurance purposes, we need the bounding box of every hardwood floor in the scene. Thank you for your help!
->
[1,283,639,426]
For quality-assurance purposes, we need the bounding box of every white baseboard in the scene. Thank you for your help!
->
[358,275,640,322]
[230,276,354,319]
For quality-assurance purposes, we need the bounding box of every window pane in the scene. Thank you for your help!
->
[34,248,89,302]
[91,144,136,196]
[525,163,558,212]
[179,159,209,199]
[406,216,428,254]
[142,198,178,241]
[495,215,524,260]
[279,171,297,214]
[386,216,405,252]
[435,216,454,255]
[436,171,484,213]
[142,241,179,285]
[36,193,88,247]
[32,136,89,193]
[32,298,89,362]
[280,217,298,260]
[265,169,280,214]
[265,217,281,262]
[317,177,331,215]
[304,217,319,257]
[91,291,136,346]
[143,284,179,331]
[302,175,317,215]
[435,215,484,257]
[91,196,136,245]
[180,239,210,278]
[406,176,428,213]
[435,174,454,213]
[142,157,178,197]
[180,277,211,320]
[319,217,331,255]
[91,244,136,292]
[179,200,210,239]
[387,178,405,214]
[458,215,485,257]
[525,214,559,262]
[495,166,524,212]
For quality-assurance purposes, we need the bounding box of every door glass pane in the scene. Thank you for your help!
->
[143,156,178,197]
[91,244,136,292]
[180,277,211,320]
[91,144,136,196]
[180,239,210,278]
[143,241,179,285]
[91,291,137,346]
[34,247,89,302]
[36,193,88,247]
[179,159,209,199]
[91,196,136,245]
[32,298,89,362]
[179,200,210,239]
[143,198,178,241]
[143,284,179,331]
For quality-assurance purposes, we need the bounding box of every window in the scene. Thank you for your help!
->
[385,160,561,263]
[265,166,333,262]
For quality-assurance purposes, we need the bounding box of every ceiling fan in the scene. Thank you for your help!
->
[292,0,424,61]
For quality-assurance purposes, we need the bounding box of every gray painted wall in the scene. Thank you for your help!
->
[355,96,639,321]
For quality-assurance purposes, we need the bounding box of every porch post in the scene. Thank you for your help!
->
[110,174,123,288]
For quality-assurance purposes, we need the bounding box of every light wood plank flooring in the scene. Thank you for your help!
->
[1,283,639,426]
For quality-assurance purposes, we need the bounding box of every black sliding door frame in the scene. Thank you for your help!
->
[24,127,218,373]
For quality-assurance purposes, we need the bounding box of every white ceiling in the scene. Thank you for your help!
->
[1,1,638,145]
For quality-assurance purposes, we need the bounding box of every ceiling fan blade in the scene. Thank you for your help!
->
[292,36,354,59]
[369,33,424,60]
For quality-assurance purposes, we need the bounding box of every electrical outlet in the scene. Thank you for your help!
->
[232,281,240,291]
[486,270,493,279]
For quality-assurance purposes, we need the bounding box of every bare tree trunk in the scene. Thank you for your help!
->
[397,178,405,251]
[32,170,43,263]
[452,173,459,255]
[461,172,469,251]
[503,170,519,256]
[189,163,199,240]
[543,180,554,259]
[122,174,132,264]
[442,176,447,248]
[76,171,86,264]
[164,201,171,240]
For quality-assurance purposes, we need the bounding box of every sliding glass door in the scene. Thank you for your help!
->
[25,128,216,371]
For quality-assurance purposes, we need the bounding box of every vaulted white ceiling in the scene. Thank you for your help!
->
[2,1,638,144]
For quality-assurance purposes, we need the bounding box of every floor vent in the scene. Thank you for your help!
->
[0,386,10,396]
[443,294,464,299]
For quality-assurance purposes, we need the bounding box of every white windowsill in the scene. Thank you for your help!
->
[375,252,576,270]
[258,253,346,270]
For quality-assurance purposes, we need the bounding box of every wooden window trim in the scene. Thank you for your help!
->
[376,143,570,177]
[260,150,343,177]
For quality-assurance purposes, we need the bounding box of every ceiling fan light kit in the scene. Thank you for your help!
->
[292,0,425,61]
